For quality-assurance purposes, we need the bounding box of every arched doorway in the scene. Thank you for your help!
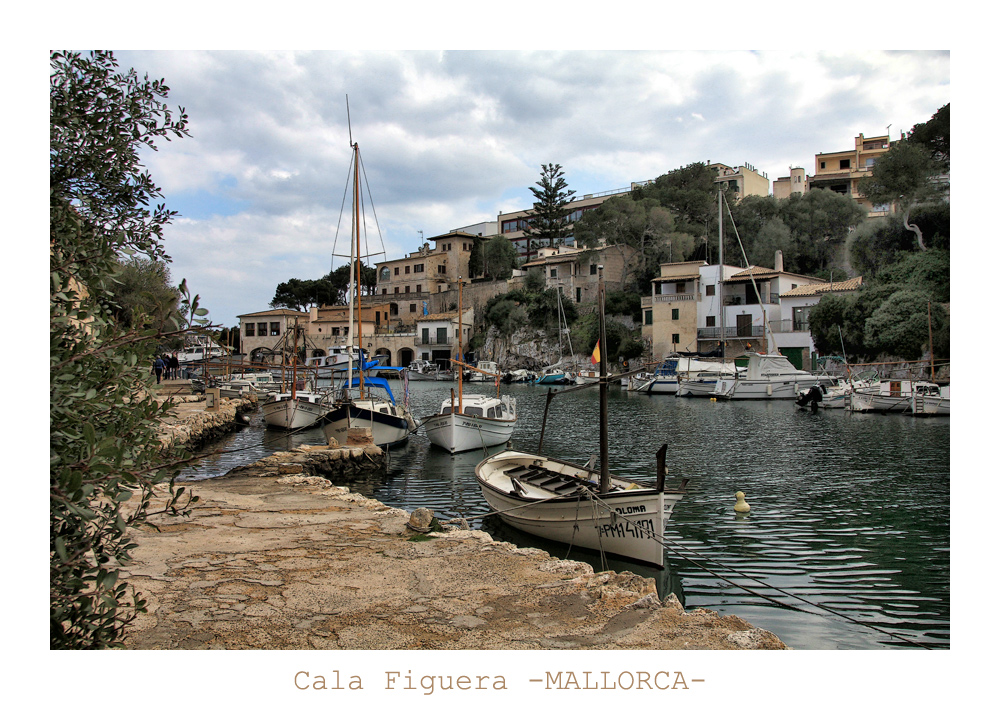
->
[398,347,414,366]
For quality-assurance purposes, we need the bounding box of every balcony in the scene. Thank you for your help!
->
[698,325,765,340]
[653,293,697,302]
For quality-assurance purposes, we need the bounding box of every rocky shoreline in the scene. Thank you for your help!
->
[123,383,787,650]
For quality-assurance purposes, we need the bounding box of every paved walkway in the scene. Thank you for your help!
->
[120,470,786,650]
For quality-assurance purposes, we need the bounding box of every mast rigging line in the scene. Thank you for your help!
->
[330,144,388,274]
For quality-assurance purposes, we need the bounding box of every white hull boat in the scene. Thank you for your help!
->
[574,369,600,385]
[406,359,455,381]
[262,392,331,429]
[850,380,949,415]
[476,449,684,568]
[423,393,517,454]
[712,353,828,400]
[475,266,686,568]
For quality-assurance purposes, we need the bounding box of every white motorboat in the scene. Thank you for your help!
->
[424,392,517,454]
[406,358,455,381]
[712,353,829,400]
[849,379,949,415]
[466,360,499,382]
[911,383,950,416]
[303,345,361,379]
[475,266,687,568]
[795,372,880,410]
[574,369,600,385]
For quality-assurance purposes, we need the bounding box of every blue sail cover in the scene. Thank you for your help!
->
[341,376,396,403]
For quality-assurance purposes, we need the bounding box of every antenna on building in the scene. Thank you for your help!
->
[418,230,424,243]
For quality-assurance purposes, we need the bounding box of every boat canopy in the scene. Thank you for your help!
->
[341,376,396,403]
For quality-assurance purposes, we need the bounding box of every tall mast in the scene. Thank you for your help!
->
[457,276,464,413]
[353,141,364,398]
[598,265,609,493]
[718,188,725,363]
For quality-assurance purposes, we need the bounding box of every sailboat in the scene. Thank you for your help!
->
[321,122,416,447]
[423,278,517,454]
[475,266,687,568]
[536,285,574,384]
[261,319,333,429]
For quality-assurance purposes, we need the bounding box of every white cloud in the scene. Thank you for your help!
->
[112,49,948,326]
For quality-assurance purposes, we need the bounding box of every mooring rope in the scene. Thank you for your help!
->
[575,488,936,650]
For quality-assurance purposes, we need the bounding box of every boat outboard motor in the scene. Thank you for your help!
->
[796,385,824,409]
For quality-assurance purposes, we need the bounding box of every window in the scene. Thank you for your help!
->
[394,287,399,294]
[706,284,715,296]
[422,328,429,344]
[671,308,679,321]
[382,288,387,294]
[405,286,410,294]
[379,267,390,281]
[270,322,280,336]
[438,265,446,274]
[550,269,557,278]
[672,334,680,345]
[576,287,581,303]
[676,281,686,293]
[590,264,597,275]
[245,323,255,337]
[436,327,447,344]
[413,263,424,272]
[332,327,340,336]
[706,316,716,327]
[840,159,850,169]
[644,309,652,325]
[394,267,399,276]
[257,323,267,336]
[409,304,416,313]
[416,285,421,293]
[820,161,826,169]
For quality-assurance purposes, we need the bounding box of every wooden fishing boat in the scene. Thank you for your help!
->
[475,266,686,568]
[422,279,516,453]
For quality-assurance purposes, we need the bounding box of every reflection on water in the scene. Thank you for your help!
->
[178,379,949,650]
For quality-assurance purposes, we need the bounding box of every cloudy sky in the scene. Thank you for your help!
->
[111,49,950,329]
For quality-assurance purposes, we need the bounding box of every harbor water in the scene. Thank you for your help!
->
[176,378,950,650]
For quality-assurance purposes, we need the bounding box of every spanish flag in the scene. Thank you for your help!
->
[590,340,600,365]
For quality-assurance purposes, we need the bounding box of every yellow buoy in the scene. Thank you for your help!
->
[734,491,751,513]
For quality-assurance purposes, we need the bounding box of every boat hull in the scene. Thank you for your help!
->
[713,377,815,400]
[322,401,413,447]
[262,395,329,429]
[475,450,682,568]
[424,412,516,453]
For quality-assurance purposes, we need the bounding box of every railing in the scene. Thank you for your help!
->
[653,293,697,302]
[698,325,765,339]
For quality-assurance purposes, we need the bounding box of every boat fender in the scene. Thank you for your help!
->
[734,491,751,513]
[766,384,773,396]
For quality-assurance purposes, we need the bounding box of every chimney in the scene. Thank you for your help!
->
[774,250,784,273]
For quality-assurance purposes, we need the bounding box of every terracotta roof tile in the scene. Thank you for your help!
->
[780,277,864,297]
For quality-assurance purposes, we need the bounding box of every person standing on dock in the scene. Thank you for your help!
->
[153,356,165,383]
[169,353,179,379]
